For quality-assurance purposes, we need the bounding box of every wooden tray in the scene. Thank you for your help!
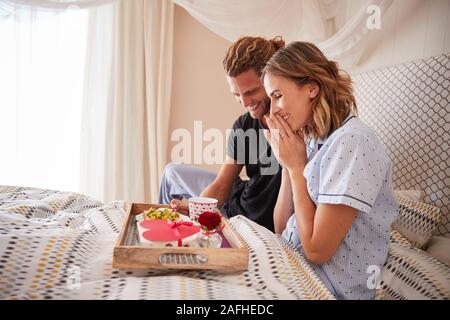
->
[113,202,249,271]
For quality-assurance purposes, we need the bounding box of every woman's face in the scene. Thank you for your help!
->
[263,73,318,132]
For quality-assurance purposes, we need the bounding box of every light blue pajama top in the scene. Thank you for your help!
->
[282,114,399,300]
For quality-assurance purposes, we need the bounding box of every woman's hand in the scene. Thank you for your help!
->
[263,113,308,172]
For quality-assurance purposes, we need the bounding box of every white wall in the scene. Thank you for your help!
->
[349,0,450,74]
[168,4,234,173]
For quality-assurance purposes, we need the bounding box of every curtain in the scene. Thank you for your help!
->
[0,1,115,11]
[2,0,174,203]
[172,0,394,67]
[174,0,327,44]
[0,2,88,192]
[80,0,174,203]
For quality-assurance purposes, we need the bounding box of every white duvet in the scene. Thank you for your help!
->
[0,186,334,300]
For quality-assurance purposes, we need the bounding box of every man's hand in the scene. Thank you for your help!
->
[170,198,189,215]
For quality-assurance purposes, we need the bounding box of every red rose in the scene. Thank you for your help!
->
[198,211,222,231]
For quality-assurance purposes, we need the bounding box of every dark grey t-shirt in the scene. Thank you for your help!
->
[222,112,282,232]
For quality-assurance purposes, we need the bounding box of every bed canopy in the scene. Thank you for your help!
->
[1,0,393,66]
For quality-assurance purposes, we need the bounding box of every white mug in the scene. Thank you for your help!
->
[188,197,218,222]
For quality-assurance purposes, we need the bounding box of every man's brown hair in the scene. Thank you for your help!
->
[223,36,285,77]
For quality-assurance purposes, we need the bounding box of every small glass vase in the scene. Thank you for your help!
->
[193,230,222,248]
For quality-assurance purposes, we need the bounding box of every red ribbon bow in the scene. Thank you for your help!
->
[167,220,193,238]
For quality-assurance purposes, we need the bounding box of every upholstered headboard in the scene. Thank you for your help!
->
[353,54,450,237]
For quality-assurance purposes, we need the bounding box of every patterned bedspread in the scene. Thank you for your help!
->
[0,186,334,300]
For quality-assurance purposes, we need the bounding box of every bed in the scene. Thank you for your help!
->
[0,185,334,300]
[1,185,448,300]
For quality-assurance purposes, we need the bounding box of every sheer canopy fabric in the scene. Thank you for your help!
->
[173,0,394,65]
[3,0,394,65]
[0,0,115,11]
[0,0,117,21]
[173,0,327,45]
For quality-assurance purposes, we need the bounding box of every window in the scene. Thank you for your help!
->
[0,9,88,192]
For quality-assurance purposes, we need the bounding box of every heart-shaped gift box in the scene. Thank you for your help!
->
[139,219,200,247]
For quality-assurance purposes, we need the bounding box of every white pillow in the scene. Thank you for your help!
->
[391,197,441,248]
[376,243,450,300]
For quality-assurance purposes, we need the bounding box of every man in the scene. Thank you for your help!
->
[159,36,284,231]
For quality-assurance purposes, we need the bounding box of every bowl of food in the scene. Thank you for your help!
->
[135,207,190,222]
[143,207,180,221]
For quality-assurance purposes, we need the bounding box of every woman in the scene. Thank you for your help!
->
[262,42,398,299]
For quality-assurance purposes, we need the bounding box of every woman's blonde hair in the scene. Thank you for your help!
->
[262,41,358,139]
[223,36,285,77]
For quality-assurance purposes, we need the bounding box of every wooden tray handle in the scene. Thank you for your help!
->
[158,253,208,265]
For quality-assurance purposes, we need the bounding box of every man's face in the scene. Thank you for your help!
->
[226,69,270,120]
